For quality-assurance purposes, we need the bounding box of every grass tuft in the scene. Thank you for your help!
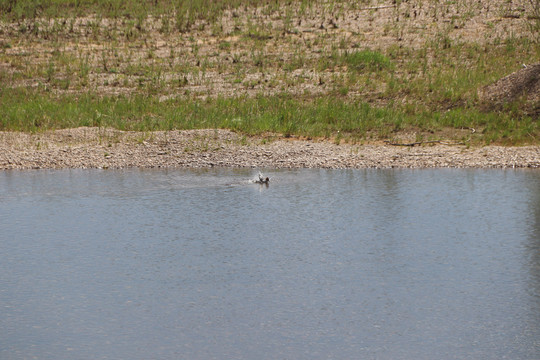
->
[342,50,393,72]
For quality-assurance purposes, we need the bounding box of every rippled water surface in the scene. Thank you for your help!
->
[1,168,540,360]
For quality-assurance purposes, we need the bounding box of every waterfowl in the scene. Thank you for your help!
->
[255,173,270,184]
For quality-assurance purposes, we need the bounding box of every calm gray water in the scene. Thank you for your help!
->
[1,168,539,360]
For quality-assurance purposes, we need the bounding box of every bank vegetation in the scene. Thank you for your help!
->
[0,0,539,145]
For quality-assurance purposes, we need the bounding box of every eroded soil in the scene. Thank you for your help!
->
[0,0,536,101]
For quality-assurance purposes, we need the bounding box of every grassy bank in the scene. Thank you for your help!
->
[2,88,534,144]
[0,0,538,144]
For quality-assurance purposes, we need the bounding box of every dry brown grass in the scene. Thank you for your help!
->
[0,0,536,100]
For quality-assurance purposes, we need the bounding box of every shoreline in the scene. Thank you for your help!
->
[1,128,539,170]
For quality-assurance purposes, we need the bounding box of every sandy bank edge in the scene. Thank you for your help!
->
[1,128,539,170]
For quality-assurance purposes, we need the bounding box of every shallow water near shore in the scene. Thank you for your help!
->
[1,168,540,360]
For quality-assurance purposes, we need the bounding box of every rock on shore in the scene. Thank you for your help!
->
[1,127,539,170]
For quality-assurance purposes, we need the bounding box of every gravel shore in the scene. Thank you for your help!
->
[1,128,539,170]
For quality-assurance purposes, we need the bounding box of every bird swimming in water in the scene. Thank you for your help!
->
[255,173,269,184]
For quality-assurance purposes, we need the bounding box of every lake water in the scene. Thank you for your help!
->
[1,168,539,360]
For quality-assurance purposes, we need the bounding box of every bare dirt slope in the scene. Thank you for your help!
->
[480,63,540,115]
[0,0,535,100]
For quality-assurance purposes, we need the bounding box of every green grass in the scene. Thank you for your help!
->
[341,50,393,72]
[1,87,536,144]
